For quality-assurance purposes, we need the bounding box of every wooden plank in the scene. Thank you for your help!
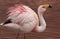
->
[0,0,60,39]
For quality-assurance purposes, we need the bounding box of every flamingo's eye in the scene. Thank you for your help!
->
[42,6,45,8]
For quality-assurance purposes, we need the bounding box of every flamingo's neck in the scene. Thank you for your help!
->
[37,9,46,32]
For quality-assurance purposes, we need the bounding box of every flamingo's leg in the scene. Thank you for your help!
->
[24,33,26,39]
[16,32,19,39]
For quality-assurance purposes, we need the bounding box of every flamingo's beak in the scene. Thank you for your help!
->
[44,4,52,8]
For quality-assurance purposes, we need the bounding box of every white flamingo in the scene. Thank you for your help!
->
[0,4,52,39]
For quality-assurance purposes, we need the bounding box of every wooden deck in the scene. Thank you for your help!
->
[0,0,60,39]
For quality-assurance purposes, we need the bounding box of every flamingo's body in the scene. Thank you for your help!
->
[4,5,39,33]
[0,4,51,39]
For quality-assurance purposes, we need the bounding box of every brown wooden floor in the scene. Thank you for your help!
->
[0,0,60,39]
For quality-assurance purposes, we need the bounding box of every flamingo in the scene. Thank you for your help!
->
[0,4,52,39]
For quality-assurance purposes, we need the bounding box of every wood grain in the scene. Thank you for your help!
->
[0,0,60,39]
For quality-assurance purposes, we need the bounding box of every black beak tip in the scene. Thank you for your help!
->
[49,5,52,8]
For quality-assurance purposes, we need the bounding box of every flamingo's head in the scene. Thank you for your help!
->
[38,4,52,13]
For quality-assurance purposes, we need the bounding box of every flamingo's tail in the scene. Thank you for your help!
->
[0,19,12,25]
[0,23,4,25]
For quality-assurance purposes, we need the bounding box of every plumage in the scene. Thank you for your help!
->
[0,4,52,33]
[0,4,52,39]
